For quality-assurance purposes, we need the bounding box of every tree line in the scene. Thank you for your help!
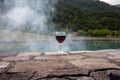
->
[52,0,120,37]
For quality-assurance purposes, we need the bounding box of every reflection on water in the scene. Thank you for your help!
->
[0,40,120,53]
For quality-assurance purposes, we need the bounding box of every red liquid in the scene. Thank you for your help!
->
[56,36,66,43]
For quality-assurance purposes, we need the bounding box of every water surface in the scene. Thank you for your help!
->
[0,40,120,53]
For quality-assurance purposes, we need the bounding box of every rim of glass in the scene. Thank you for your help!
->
[55,32,66,35]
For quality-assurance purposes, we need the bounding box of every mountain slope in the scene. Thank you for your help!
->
[116,4,120,7]
[53,0,120,31]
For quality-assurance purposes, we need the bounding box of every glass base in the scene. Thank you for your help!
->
[57,51,65,53]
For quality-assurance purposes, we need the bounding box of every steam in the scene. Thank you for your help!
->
[0,0,62,53]
[3,0,57,33]
[0,0,84,53]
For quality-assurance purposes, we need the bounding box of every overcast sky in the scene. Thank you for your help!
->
[100,0,120,5]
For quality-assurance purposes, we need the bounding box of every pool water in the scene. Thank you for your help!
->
[0,40,120,53]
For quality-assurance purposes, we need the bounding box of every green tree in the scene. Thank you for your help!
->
[88,29,111,37]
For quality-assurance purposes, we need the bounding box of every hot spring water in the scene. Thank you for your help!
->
[0,0,120,53]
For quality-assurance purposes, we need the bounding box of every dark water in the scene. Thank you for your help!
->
[0,40,120,53]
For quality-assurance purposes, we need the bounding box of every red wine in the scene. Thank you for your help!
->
[56,36,66,43]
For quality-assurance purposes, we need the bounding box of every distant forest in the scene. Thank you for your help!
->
[0,0,120,37]
[52,0,120,37]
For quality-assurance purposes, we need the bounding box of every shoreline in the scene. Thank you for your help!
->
[0,37,120,42]
[68,36,120,41]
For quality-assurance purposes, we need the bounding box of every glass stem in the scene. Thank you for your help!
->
[60,44,62,51]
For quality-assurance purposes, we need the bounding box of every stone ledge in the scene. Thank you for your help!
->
[0,62,10,69]
[44,52,68,55]
[0,50,120,80]
[17,52,41,57]
[2,56,30,61]
[69,58,120,70]
[9,60,67,73]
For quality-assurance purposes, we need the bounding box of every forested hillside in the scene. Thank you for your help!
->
[53,0,120,37]
[0,0,120,37]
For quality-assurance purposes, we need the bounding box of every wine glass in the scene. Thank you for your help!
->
[55,32,66,52]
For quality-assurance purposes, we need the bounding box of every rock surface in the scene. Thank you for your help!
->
[0,50,120,80]
[2,56,30,61]
[0,62,10,69]
[69,59,120,70]
[9,60,67,72]
[107,70,120,80]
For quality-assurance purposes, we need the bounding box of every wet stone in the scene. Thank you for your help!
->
[2,56,30,61]
[69,59,120,70]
